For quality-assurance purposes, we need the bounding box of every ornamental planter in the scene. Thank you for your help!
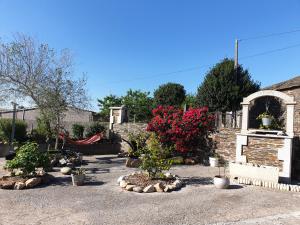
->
[71,174,85,186]
[213,176,229,189]
[262,117,272,127]
[209,157,218,167]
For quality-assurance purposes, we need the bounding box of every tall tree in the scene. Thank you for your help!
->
[153,82,186,107]
[97,94,123,121]
[196,58,260,124]
[0,34,89,149]
[122,89,153,122]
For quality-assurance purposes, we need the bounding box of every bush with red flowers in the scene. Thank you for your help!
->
[147,106,215,153]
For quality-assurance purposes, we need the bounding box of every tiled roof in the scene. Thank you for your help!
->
[264,76,300,90]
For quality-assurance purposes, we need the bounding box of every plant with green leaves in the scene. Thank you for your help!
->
[5,142,50,176]
[139,134,173,179]
[85,122,106,137]
[72,124,85,139]
[0,118,27,143]
[127,131,150,157]
[153,82,186,107]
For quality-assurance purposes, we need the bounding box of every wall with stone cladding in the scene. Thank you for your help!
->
[112,123,148,152]
[211,128,239,162]
[242,136,284,170]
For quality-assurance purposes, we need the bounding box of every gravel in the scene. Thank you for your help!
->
[0,155,300,225]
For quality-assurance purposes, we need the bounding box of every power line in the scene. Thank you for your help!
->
[240,28,300,42]
[240,42,300,60]
[106,64,213,84]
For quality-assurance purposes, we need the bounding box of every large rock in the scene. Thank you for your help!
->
[25,177,42,188]
[143,185,155,193]
[133,186,143,193]
[154,182,164,192]
[14,182,26,190]
[125,158,142,168]
[125,185,135,191]
[120,180,128,188]
[184,158,197,165]
[117,176,126,184]
[0,180,15,189]
[60,167,72,175]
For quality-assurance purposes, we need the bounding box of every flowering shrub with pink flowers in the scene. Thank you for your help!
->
[147,106,215,153]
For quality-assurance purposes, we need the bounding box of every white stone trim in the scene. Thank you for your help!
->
[278,138,293,183]
[241,90,296,105]
[235,134,247,163]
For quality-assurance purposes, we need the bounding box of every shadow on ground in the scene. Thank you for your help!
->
[182,176,213,186]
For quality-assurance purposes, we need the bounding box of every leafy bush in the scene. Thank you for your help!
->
[147,106,215,152]
[72,124,85,139]
[139,134,173,179]
[0,118,27,143]
[127,131,149,157]
[5,142,50,176]
[85,122,106,137]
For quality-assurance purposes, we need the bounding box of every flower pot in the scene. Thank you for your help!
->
[209,157,218,167]
[262,117,272,127]
[71,174,85,186]
[214,176,230,189]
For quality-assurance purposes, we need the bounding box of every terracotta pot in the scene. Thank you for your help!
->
[71,174,85,186]
[209,157,218,167]
[214,176,230,189]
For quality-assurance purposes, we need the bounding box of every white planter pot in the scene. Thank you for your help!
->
[214,176,230,189]
[71,174,85,186]
[209,157,218,167]
[262,117,272,127]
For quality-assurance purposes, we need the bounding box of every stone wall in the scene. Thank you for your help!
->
[242,136,284,170]
[211,128,239,162]
[112,123,148,152]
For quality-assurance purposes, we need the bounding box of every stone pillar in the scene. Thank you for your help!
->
[241,104,249,134]
[286,104,294,137]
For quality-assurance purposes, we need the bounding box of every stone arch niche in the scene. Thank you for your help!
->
[234,90,296,183]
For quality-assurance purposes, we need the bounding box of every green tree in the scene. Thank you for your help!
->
[122,89,153,122]
[196,58,260,114]
[183,93,197,108]
[97,95,122,121]
[153,83,186,107]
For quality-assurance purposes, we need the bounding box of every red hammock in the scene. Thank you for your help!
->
[59,133,104,145]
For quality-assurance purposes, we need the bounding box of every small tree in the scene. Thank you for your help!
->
[85,122,106,138]
[196,58,260,125]
[72,124,85,140]
[153,83,186,107]
[0,118,27,143]
[122,89,153,122]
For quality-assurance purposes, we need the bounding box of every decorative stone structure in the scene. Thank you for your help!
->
[236,90,296,183]
[109,106,128,129]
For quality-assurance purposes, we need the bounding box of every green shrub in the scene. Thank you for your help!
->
[127,131,149,157]
[139,134,173,179]
[85,122,106,137]
[5,142,50,176]
[72,124,85,139]
[0,118,27,143]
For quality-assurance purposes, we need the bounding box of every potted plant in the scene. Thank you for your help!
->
[209,153,219,167]
[71,167,86,186]
[213,162,229,189]
[257,112,273,128]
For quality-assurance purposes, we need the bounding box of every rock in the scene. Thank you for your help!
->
[60,167,72,175]
[143,185,155,193]
[59,158,67,166]
[1,180,15,189]
[14,182,26,190]
[25,177,42,188]
[133,186,143,193]
[120,180,128,188]
[165,173,173,179]
[173,180,183,189]
[50,159,58,166]
[14,169,24,176]
[125,185,135,191]
[184,158,196,165]
[125,158,142,168]
[117,176,125,184]
[154,182,164,192]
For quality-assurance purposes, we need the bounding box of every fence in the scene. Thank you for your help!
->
[214,111,242,129]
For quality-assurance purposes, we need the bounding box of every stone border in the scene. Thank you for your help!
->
[235,177,300,192]
[117,172,183,193]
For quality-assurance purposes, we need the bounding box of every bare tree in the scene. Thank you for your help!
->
[0,34,89,149]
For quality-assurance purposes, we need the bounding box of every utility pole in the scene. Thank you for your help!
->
[9,102,18,153]
[233,39,239,128]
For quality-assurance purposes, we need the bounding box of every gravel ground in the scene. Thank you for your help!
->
[0,155,300,225]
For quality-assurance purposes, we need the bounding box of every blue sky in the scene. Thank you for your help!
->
[1,0,300,111]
